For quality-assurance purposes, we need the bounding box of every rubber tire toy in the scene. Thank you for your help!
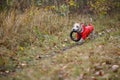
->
[70,30,81,42]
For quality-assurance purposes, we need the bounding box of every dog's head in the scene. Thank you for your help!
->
[72,23,82,32]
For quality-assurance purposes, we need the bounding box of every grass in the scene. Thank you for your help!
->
[0,7,120,80]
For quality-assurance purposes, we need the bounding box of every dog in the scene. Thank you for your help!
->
[72,22,94,44]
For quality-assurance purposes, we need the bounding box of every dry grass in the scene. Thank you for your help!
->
[0,7,120,80]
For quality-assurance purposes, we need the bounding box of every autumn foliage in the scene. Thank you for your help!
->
[0,0,120,80]
[0,0,120,15]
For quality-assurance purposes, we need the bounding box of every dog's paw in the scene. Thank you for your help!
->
[76,38,85,45]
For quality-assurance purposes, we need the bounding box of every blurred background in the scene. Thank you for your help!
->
[0,0,120,80]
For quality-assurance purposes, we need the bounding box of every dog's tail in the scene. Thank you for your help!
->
[90,18,92,23]
[89,18,93,26]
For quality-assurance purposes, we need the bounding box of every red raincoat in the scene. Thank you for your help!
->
[76,24,94,40]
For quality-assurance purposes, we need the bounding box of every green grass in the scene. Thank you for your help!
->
[0,7,120,80]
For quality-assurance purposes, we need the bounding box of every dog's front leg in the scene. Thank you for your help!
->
[77,38,85,45]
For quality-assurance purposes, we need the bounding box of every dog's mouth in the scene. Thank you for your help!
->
[70,30,82,42]
[72,29,81,33]
[72,28,80,32]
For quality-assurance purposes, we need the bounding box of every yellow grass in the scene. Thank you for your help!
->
[0,7,120,80]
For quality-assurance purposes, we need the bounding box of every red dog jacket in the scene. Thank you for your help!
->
[76,23,94,40]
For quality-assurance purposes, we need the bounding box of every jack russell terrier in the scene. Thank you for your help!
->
[70,22,94,44]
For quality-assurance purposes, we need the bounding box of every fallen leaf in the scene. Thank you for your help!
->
[5,70,9,73]
[95,70,104,76]
[62,44,65,47]
[21,63,27,67]
[36,55,42,60]
[64,39,68,42]
[91,76,97,80]
[112,65,119,72]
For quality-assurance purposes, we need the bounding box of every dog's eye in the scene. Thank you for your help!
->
[76,26,79,28]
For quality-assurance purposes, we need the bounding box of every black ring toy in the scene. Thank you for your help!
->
[70,30,81,42]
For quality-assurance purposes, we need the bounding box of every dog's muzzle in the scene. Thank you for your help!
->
[72,27,79,32]
[72,26,82,33]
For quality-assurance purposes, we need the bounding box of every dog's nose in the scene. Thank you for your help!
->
[73,29,76,31]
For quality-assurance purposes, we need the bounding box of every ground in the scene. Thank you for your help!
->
[0,10,120,80]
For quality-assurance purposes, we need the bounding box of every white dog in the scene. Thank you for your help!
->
[72,22,94,44]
